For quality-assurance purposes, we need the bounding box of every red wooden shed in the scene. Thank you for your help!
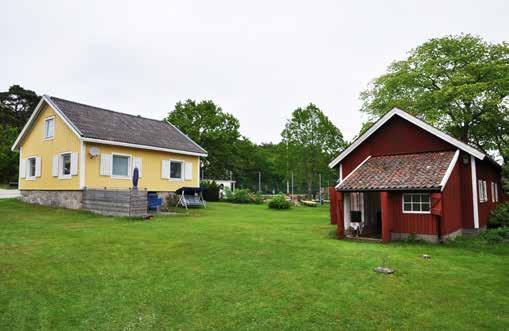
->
[329,108,505,243]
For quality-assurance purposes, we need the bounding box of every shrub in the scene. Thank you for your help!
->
[488,203,509,228]
[225,189,252,203]
[201,181,220,202]
[480,227,509,244]
[224,189,266,204]
[268,194,291,209]
[251,192,264,204]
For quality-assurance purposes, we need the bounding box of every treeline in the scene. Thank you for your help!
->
[0,86,345,195]
[166,100,346,195]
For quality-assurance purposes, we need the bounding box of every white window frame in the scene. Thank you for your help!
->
[44,116,55,140]
[491,182,499,203]
[402,193,431,214]
[59,152,72,179]
[169,160,184,181]
[111,153,132,179]
[26,156,37,180]
[478,180,488,203]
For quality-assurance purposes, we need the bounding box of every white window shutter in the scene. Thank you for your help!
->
[185,162,193,180]
[100,154,112,176]
[133,157,142,177]
[161,160,170,179]
[52,155,59,177]
[71,152,78,175]
[35,157,41,177]
[19,158,26,179]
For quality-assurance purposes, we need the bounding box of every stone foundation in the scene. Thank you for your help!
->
[391,232,440,243]
[391,228,476,243]
[156,192,178,207]
[20,190,83,210]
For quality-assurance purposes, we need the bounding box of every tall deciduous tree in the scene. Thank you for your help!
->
[281,103,346,195]
[0,85,40,130]
[166,99,241,179]
[360,34,509,162]
[0,85,40,183]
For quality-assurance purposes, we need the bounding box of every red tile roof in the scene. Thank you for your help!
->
[336,151,456,191]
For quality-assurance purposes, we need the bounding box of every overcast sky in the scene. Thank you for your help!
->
[3,1,508,143]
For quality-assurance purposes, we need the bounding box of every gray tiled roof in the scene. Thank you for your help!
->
[336,151,456,191]
[48,96,207,155]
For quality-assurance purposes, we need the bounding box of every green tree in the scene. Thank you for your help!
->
[0,85,40,183]
[0,85,40,130]
[166,99,241,179]
[281,103,346,195]
[360,34,509,161]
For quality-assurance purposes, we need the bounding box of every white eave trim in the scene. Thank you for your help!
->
[439,150,460,191]
[328,108,485,168]
[82,137,208,157]
[335,155,371,189]
[165,121,208,156]
[11,95,82,151]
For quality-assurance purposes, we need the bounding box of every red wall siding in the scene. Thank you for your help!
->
[389,192,437,235]
[442,161,463,235]
[459,152,474,229]
[342,116,454,178]
[476,159,503,228]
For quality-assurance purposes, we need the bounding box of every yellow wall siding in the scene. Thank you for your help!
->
[84,143,200,191]
[19,104,81,190]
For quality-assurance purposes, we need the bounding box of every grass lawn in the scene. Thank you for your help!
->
[1,199,508,330]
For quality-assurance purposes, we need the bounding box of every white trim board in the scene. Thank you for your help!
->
[83,137,208,157]
[471,155,480,229]
[335,155,371,189]
[440,150,460,191]
[79,140,86,189]
[328,108,485,168]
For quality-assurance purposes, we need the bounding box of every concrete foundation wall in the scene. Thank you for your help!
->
[20,190,83,209]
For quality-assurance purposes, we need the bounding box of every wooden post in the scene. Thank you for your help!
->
[336,191,345,239]
[381,191,392,243]
[329,187,337,225]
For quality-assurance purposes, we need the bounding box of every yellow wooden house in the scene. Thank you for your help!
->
[11,95,207,210]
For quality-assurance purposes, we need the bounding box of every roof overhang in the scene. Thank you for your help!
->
[328,108,485,168]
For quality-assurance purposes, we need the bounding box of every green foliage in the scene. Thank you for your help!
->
[281,103,346,195]
[201,180,220,202]
[480,227,509,244]
[225,189,252,204]
[0,85,39,130]
[360,34,509,162]
[224,189,264,204]
[166,99,241,179]
[0,85,40,183]
[0,125,19,183]
[488,203,509,228]
[268,194,291,209]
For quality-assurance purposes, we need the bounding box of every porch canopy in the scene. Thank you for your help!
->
[336,151,457,192]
